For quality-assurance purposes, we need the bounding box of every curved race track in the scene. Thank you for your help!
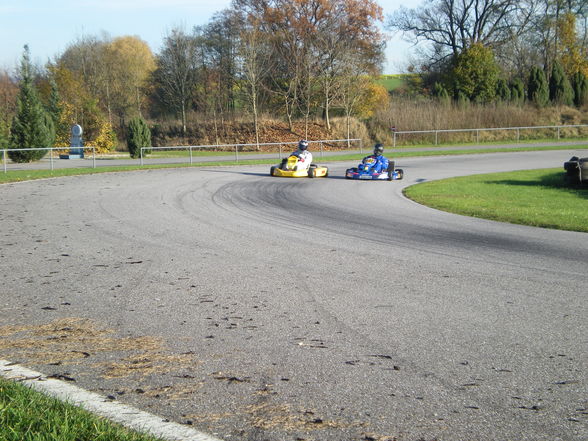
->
[0,150,587,441]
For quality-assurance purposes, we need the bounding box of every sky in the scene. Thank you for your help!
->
[0,0,421,74]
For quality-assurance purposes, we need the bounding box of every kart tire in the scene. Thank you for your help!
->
[384,161,394,181]
[270,166,276,176]
[395,169,404,180]
[308,168,315,178]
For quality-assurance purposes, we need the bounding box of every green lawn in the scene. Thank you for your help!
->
[375,74,408,91]
[0,376,164,441]
[404,168,588,232]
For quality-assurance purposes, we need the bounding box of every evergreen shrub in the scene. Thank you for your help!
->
[127,117,152,158]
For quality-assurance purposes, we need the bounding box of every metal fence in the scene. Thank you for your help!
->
[2,146,96,173]
[139,138,363,166]
[392,124,588,147]
[1,139,363,172]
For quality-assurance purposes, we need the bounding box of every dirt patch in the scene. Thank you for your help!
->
[0,318,198,379]
[150,119,366,151]
[99,351,199,378]
[245,402,364,432]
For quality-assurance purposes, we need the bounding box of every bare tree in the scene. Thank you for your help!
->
[336,49,372,145]
[200,12,240,119]
[314,0,384,131]
[155,26,200,136]
[238,15,273,148]
[233,0,384,136]
[387,0,533,68]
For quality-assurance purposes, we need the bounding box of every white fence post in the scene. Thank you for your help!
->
[2,149,6,173]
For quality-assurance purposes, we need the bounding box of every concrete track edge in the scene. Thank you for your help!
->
[0,359,223,441]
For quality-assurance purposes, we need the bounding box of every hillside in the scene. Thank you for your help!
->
[150,119,360,151]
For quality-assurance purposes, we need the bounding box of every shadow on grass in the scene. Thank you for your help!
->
[486,172,588,200]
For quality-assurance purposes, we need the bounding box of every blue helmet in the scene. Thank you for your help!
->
[298,140,309,151]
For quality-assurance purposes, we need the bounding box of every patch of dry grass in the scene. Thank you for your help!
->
[245,402,363,431]
[100,351,198,378]
[371,100,588,145]
[0,318,199,379]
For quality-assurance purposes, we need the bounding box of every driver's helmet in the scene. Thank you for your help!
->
[298,140,309,151]
[373,143,384,156]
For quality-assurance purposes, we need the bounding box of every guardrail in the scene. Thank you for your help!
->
[140,139,363,166]
[392,124,588,147]
[2,146,96,173]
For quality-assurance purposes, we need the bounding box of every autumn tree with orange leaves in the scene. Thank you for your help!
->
[232,0,385,136]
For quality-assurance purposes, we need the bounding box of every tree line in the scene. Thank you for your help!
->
[1,0,587,162]
[388,0,588,104]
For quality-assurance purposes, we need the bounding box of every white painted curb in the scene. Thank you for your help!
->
[0,360,223,441]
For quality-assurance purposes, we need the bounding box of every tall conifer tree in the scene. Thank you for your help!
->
[527,66,549,107]
[572,71,588,107]
[549,61,574,105]
[9,45,54,162]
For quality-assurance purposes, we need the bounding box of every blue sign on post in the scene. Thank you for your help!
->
[60,125,84,159]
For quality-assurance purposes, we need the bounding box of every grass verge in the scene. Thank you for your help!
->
[0,376,164,441]
[404,168,588,232]
[1,144,587,185]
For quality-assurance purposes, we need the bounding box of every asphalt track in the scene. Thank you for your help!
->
[0,150,586,441]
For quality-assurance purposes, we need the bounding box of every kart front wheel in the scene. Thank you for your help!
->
[270,166,276,176]
[395,169,404,180]
[308,168,315,178]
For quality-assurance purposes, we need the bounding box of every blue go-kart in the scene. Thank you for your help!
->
[345,157,404,181]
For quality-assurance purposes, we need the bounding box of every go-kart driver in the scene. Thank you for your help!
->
[284,140,313,171]
[362,143,394,173]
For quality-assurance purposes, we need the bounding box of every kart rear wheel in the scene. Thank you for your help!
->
[386,163,395,181]
[308,168,315,178]
[395,169,404,180]
[270,166,276,176]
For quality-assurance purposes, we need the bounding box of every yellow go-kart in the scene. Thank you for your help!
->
[270,155,329,178]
